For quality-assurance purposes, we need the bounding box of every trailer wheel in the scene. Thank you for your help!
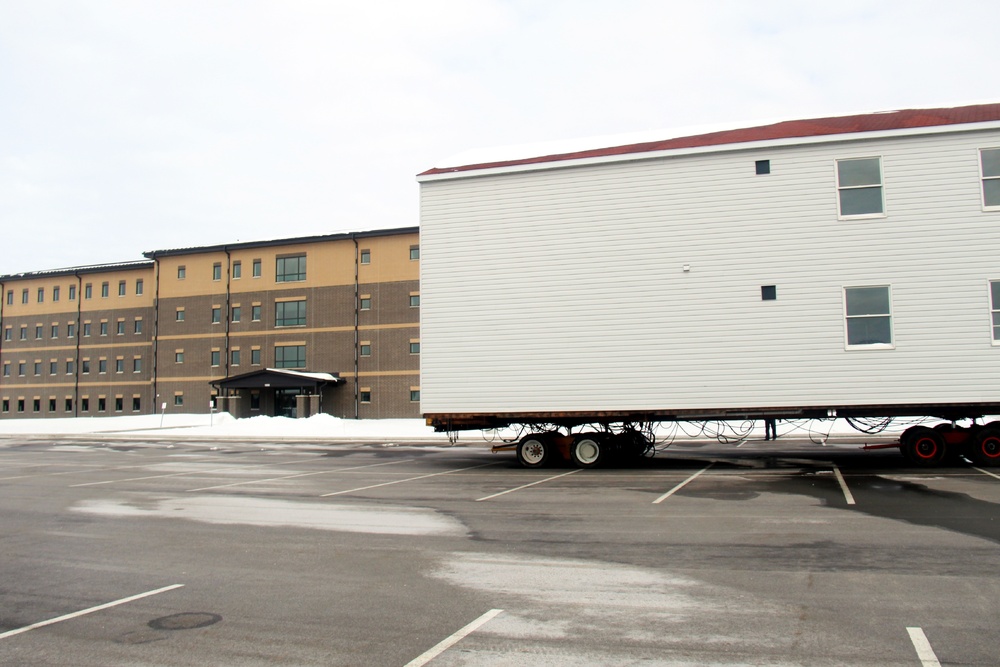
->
[901,427,947,467]
[970,427,1000,466]
[571,435,605,468]
[517,435,551,468]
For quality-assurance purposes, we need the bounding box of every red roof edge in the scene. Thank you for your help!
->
[420,102,1000,177]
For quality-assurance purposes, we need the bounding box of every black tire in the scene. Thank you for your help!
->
[970,427,1000,466]
[570,434,605,468]
[901,426,947,467]
[517,435,551,468]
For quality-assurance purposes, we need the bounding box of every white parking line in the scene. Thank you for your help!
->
[476,469,581,502]
[973,466,1000,481]
[0,584,184,640]
[906,627,942,667]
[320,462,501,497]
[69,458,308,487]
[187,458,414,492]
[832,464,856,505]
[652,464,713,504]
[404,609,503,667]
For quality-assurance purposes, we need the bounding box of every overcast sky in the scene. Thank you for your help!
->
[2,0,998,275]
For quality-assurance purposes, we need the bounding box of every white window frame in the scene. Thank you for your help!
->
[836,156,886,220]
[843,285,894,350]
[990,280,1000,345]
[980,147,1000,211]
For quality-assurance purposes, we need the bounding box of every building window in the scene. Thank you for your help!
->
[211,350,221,367]
[20,326,27,340]
[65,398,73,412]
[410,245,420,260]
[37,287,44,303]
[49,361,57,375]
[51,324,59,338]
[116,358,124,373]
[982,148,1000,209]
[274,345,306,369]
[101,282,109,298]
[118,280,126,296]
[213,263,222,281]
[252,259,262,277]
[410,389,421,402]
[409,341,420,354]
[99,359,107,374]
[231,349,241,366]
[84,283,92,299]
[174,394,184,406]
[69,284,76,300]
[134,319,143,334]
[135,279,143,295]
[3,328,9,342]
[1,399,7,413]
[177,266,186,279]
[66,361,75,374]
[360,343,371,357]
[755,159,771,175]
[360,296,371,310]
[5,290,11,305]
[233,261,242,279]
[53,286,60,301]
[845,286,893,347]
[991,281,1000,343]
[115,397,123,412]
[83,322,91,337]
[276,255,306,282]
[275,300,306,327]
[252,304,262,321]
[250,391,260,410]
[359,390,371,403]
[67,323,76,338]
[100,321,108,336]
[836,157,884,217]
[410,294,420,308]
[21,288,28,304]
[48,398,56,412]
[80,397,89,412]
[761,285,777,301]
[33,399,40,413]
[133,358,142,373]
[17,399,25,413]
[35,325,42,339]
[175,351,185,364]
[212,307,221,324]
[132,397,141,412]
[232,306,241,323]
[82,360,91,374]
[251,348,261,365]
[33,362,41,376]
[2,362,8,377]
[360,249,371,264]
[116,320,125,335]
[176,309,185,321]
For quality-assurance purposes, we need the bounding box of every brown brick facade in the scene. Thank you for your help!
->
[1,228,421,420]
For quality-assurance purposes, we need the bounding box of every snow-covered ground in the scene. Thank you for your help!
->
[0,413,453,441]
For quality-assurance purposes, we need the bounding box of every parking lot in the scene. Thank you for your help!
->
[1,434,999,666]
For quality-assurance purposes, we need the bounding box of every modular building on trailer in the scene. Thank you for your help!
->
[417,103,1000,468]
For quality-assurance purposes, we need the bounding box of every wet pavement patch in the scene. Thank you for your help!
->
[148,612,222,631]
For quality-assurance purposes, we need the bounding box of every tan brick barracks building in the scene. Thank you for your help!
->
[0,227,420,420]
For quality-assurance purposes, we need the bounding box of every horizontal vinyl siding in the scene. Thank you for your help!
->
[420,129,1000,415]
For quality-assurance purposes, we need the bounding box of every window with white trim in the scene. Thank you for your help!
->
[981,148,1000,209]
[837,157,884,217]
[844,286,893,347]
[990,281,1000,343]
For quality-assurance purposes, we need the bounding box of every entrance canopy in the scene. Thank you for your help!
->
[211,368,345,391]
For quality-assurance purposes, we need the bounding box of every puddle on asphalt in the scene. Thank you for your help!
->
[73,495,466,536]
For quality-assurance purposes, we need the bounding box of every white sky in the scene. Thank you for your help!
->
[2,0,998,275]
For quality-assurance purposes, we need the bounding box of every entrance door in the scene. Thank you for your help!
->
[274,389,298,418]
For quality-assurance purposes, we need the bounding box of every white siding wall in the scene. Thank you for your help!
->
[419,129,1000,415]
